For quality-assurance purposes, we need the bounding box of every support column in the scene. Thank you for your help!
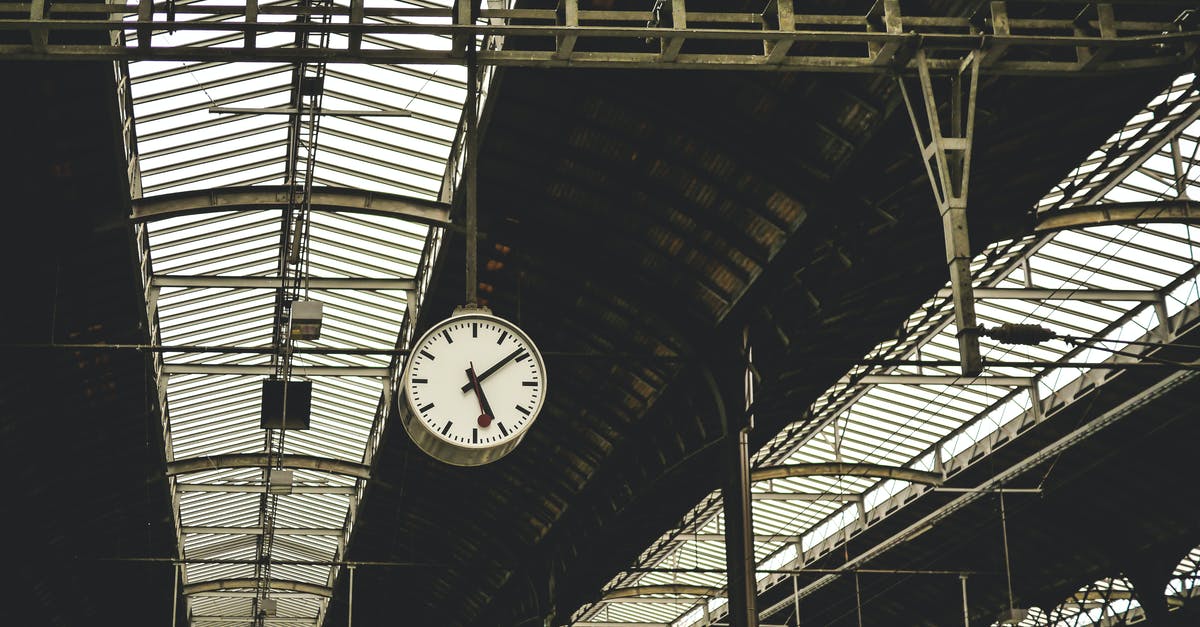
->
[723,425,757,627]
[898,49,984,375]
[722,330,758,627]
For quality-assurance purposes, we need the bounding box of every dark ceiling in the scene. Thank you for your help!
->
[2,10,1198,627]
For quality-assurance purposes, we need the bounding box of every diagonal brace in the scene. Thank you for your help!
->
[899,49,983,375]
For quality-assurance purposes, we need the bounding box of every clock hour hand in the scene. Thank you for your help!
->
[460,346,524,392]
[466,363,494,427]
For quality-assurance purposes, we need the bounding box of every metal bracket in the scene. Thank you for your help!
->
[899,48,983,375]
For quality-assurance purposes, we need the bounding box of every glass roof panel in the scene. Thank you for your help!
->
[119,1,477,621]
[578,73,1200,627]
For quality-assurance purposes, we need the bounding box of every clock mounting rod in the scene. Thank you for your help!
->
[464,23,480,306]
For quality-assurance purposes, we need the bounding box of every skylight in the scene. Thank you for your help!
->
[574,72,1200,627]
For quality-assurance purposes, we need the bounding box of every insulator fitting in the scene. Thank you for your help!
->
[980,323,1058,346]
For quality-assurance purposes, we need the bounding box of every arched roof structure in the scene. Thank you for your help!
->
[3,2,1200,627]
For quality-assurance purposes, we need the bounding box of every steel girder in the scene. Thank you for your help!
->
[0,1,1197,73]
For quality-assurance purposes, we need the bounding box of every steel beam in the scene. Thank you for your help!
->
[209,106,412,117]
[603,585,724,601]
[167,453,371,479]
[676,534,799,543]
[129,185,450,225]
[751,463,944,487]
[183,578,333,597]
[855,375,1032,386]
[190,618,315,625]
[181,527,344,536]
[0,3,1196,73]
[176,484,357,494]
[151,275,415,290]
[1035,199,1200,233]
[752,492,862,502]
[936,287,1160,301]
[161,364,388,376]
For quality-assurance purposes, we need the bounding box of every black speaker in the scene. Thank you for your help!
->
[260,380,312,429]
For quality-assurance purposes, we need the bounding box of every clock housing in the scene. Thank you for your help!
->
[399,309,546,466]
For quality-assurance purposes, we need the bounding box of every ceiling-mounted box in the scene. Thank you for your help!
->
[260,380,312,430]
[290,300,323,340]
[259,597,277,616]
[264,468,293,494]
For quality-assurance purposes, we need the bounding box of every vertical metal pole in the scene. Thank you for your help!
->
[960,575,969,627]
[1000,491,1014,612]
[170,563,179,627]
[854,571,864,627]
[464,7,479,306]
[791,574,800,626]
[348,564,356,627]
[1171,138,1190,200]
[723,426,757,627]
[722,329,758,627]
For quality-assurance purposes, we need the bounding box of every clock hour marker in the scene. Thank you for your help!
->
[412,378,428,384]
[497,330,508,345]
[515,351,529,362]
[472,428,478,443]
[419,350,435,360]
[472,322,478,337]
[515,405,530,416]
[440,421,452,436]
[497,422,508,437]
[522,381,538,387]
[442,330,453,344]
[419,403,435,413]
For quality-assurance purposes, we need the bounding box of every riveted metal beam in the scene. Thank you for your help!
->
[0,3,1196,73]
[176,484,357,494]
[751,463,944,486]
[181,527,345,536]
[166,453,370,479]
[130,185,450,225]
[151,275,415,290]
[183,578,332,597]
[856,375,1032,386]
[161,364,388,376]
[936,287,1160,301]
[1035,200,1200,233]
[603,585,724,601]
[190,618,315,625]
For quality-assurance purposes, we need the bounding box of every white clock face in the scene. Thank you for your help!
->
[403,313,546,451]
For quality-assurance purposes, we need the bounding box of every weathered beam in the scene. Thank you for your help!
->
[167,453,371,479]
[675,534,799,543]
[190,618,315,625]
[183,578,332,597]
[603,585,723,601]
[151,275,415,290]
[176,484,357,494]
[1035,200,1200,233]
[181,526,345,536]
[208,106,413,116]
[856,375,1032,386]
[161,364,388,376]
[751,463,944,486]
[0,10,1194,74]
[130,185,450,225]
[936,287,1159,301]
[752,492,862,501]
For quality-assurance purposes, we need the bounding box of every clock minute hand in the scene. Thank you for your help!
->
[461,347,524,392]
